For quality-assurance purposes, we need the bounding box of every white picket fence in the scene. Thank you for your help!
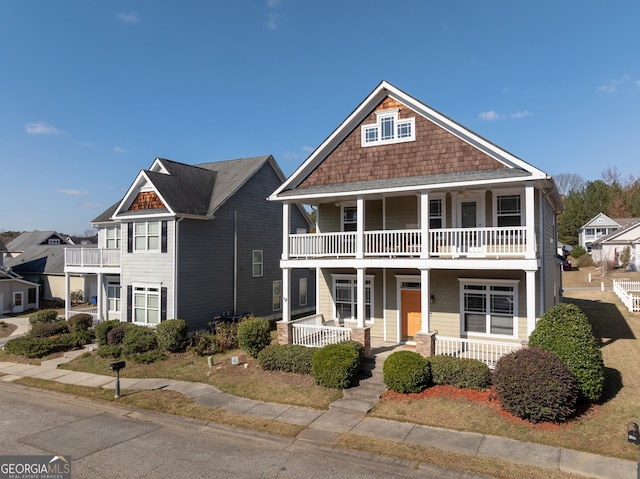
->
[435,336,522,369]
[613,280,640,313]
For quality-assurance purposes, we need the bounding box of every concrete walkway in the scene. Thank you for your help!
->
[0,324,636,478]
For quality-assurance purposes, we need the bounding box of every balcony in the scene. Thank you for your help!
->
[288,227,530,259]
[65,248,121,270]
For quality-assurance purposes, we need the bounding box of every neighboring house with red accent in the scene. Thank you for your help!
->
[590,220,640,271]
[269,81,563,364]
[64,155,314,331]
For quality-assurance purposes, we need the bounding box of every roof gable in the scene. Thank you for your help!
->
[580,213,620,230]
[272,81,549,200]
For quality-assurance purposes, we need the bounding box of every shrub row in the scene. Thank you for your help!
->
[257,344,317,374]
[4,331,93,358]
[428,355,491,390]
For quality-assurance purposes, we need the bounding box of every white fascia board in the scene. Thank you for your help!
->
[275,176,534,203]
[149,158,170,174]
[112,171,176,219]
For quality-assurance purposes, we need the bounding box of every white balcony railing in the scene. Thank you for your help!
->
[65,248,121,268]
[435,336,522,369]
[288,227,529,259]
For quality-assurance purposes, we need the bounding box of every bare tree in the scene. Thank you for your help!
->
[553,173,585,197]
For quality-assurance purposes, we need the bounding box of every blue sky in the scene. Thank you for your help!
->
[1,1,638,235]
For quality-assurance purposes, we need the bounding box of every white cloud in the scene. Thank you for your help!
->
[479,111,504,121]
[25,121,64,135]
[267,0,282,6]
[113,146,129,153]
[266,12,280,30]
[597,75,630,94]
[58,189,88,196]
[116,11,139,23]
[509,110,532,119]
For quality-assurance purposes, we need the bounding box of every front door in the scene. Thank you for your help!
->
[401,289,422,340]
[12,292,24,313]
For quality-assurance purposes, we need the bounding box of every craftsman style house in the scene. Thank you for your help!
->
[270,82,563,363]
[64,155,314,331]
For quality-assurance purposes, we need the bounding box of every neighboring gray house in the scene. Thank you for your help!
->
[578,213,638,251]
[590,221,640,271]
[4,231,95,303]
[64,155,315,331]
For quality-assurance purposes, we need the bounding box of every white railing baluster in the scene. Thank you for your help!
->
[435,336,522,369]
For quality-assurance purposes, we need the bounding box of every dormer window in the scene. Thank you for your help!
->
[361,109,415,147]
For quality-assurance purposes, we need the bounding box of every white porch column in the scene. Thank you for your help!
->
[420,268,431,332]
[97,272,103,322]
[525,183,536,259]
[526,269,537,336]
[64,272,70,320]
[282,267,291,323]
[356,267,365,328]
[356,196,364,259]
[420,192,430,259]
[281,203,290,260]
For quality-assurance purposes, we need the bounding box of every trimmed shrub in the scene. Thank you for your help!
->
[340,340,365,362]
[107,325,129,346]
[311,343,361,389]
[494,347,579,423]
[237,316,272,358]
[94,320,123,346]
[67,314,94,333]
[122,325,158,355]
[428,355,491,390]
[97,344,123,359]
[529,303,605,402]
[4,335,69,358]
[383,350,431,393]
[30,320,69,338]
[257,344,317,374]
[188,332,217,356]
[571,245,586,258]
[29,309,60,326]
[156,319,188,353]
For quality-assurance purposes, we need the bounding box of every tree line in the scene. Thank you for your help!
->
[556,168,640,246]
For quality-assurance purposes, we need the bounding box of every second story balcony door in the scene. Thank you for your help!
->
[459,198,481,254]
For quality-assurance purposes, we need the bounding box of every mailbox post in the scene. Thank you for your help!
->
[109,361,126,398]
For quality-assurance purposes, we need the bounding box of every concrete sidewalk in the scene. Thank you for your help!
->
[0,348,636,479]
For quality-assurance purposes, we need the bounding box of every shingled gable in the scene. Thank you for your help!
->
[271,81,549,200]
[102,155,279,222]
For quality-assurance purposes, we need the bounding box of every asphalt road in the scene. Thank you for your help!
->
[0,383,489,479]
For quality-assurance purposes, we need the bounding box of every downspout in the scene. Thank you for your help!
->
[234,209,237,315]
[174,217,183,320]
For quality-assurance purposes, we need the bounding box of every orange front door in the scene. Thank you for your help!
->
[401,289,422,340]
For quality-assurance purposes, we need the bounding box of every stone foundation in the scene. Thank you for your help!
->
[276,321,293,345]
[415,331,436,357]
[350,327,371,357]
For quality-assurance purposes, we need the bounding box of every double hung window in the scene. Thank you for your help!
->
[134,286,160,324]
[332,275,373,322]
[496,195,522,227]
[106,227,121,249]
[460,279,518,337]
[134,221,160,251]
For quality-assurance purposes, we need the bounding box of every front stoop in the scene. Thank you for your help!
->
[329,358,387,415]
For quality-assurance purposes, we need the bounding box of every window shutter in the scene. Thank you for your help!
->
[127,285,133,322]
[161,221,168,253]
[127,223,133,253]
[161,287,167,321]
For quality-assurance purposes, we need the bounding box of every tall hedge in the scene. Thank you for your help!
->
[529,303,605,402]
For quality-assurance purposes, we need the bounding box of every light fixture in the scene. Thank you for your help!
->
[430,294,435,304]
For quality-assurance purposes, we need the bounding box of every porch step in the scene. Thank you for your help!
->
[343,380,386,402]
[328,357,388,415]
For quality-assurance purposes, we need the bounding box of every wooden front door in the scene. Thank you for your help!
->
[401,289,422,340]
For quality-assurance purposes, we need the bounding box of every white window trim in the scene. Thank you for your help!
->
[341,203,357,232]
[331,274,374,324]
[458,278,519,339]
[428,194,446,229]
[252,250,263,277]
[107,283,121,312]
[492,188,525,228]
[133,284,161,324]
[134,221,161,252]
[361,109,415,147]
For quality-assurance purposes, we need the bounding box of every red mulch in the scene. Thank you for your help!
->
[380,385,600,431]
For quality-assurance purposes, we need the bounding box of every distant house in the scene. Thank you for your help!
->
[4,231,95,303]
[64,155,314,331]
[269,81,563,364]
[578,213,638,251]
[590,221,640,271]
[1,242,40,313]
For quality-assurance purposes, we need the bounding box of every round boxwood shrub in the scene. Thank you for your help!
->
[107,325,129,346]
[156,319,188,353]
[257,344,317,374]
[29,309,60,326]
[67,313,94,333]
[94,320,123,346]
[30,320,69,338]
[428,355,491,390]
[383,350,431,393]
[529,303,605,402]
[494,347,579,423]
[237,316,272,358]
[311,343,361,389]
[122,324,158,355]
